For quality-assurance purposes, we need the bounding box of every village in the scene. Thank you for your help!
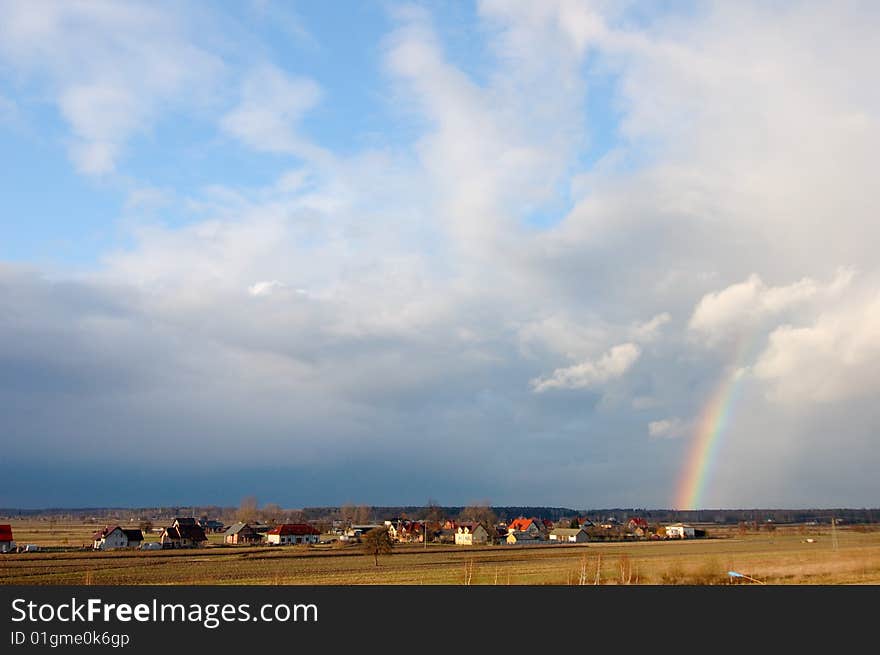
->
[2,509,875,585]
[0,513,703,554]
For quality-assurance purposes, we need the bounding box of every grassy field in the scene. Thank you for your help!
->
[2,521,879,585]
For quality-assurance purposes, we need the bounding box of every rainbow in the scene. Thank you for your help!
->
[674,335,754,510]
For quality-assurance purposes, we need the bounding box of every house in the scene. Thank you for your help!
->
[507,517,542,538]
[266,523,320,545]
[665,523,696,539]
[0,525,15,553]
[92,526,143,550]
[343,524,384,540]
[627,518,649,531]
[437,528,456,544]
[160,518,208,548]
[549,527,589,543]
[385,520,426,543]
[504,517,544,544]
[197,518,225,533]
[223,522,262,545]
[454,523,489,545]
[626,518,649,537]
[397,521,425,543]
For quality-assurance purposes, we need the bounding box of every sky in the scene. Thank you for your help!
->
[1,1,879,510]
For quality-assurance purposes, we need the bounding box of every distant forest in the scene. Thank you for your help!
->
[2,505,879,525]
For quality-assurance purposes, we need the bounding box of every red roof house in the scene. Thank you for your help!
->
[0,524,15,552]
[507,517,541,535]
[266,523,320,545]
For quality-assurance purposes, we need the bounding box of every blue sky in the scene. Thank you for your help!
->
[1,1,879,509]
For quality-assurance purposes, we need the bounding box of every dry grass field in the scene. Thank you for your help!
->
[2,520,879,585]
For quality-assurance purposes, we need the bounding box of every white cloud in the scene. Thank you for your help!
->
[648,417,690,440]
[248,280,286,297]
[689,269,853,342]
[0,0,220,175]
[220,64,324,160]
[531,342,640,392]
[383,4,589,248]
[630,312,671,342]
[752,292,880,404]
[516,315,606,361]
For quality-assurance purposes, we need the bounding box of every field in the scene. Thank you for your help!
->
[2,520,880,585]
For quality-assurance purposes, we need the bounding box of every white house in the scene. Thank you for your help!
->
[549,528,589,543]
[665,523,696,539]
[455,524,489,545]
[93,526,144,550]
[266,523,321,545]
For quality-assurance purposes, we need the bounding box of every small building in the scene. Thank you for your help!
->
[437,528,456,544]
[0,525,16,553]
[266,523,320,545]
[223,522,262,545]
[665,523,696,539]
[160,518,208,548]
[92,526,144,550]
[549,527,589,543]
[454,523,489,545]
[198,519,225,533]
[343,524,384,541]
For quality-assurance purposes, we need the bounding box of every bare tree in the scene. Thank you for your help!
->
[354,505,372,524]
[236,496,259,523]
[261,503,283,524]
[362,527,393,566]
[340,504,356,525]
[424,498,444,523]
[460,501,497,529]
